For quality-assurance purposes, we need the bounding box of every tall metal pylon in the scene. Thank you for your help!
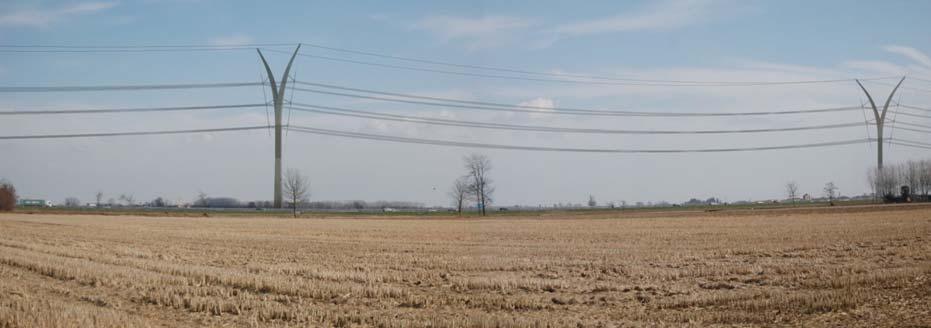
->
[257,44,301,208]
[855,76,906,171]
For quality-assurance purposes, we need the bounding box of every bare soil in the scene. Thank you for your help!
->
[1,205,929,327]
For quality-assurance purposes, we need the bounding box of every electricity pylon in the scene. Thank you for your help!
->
[855,76,906,170]
[257,44,301,208]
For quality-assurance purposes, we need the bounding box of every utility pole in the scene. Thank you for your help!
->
[257,44,301,208]
[855,76,906,170]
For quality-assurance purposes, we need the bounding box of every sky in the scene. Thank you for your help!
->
[1,0,931,207]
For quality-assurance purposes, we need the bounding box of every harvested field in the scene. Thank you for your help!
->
[1,206,930,327]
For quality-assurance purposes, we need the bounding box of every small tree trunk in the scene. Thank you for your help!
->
[480,189,486,216]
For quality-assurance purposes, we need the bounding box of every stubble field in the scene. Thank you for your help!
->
[0,205,929,327]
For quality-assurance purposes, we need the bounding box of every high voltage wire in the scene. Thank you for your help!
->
[288,103,866,135]
[895,121,931,130]
[0,43,295,49]
[0,103,268,115]
[0,126,268,140]
[891,142,931,150]
[291,81,865,117]
[3,122,927,153]
[899,104,931,113]
[0,44,294,53]
[267,48,891,87]
[909,76,931,84]
[0,47,262,54]
[292,42,894,86]
[889,138,931,150]
[0,82,263,93]
[868,121,931,135]
[890,126,931,134]
[895,111,931,119]
[286,125,874,153]
[3,42,894,85]
[865,79,931,94]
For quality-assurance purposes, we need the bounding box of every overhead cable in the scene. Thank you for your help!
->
[0,126,268,140]
[0,103,267,115]
[292,81,865,117]
[0,82,263,93]
[286,125,871,154]
[269,49,890,87]
[291,42,894,86]
[289,103,866,135]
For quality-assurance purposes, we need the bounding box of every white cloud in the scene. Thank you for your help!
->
[413,0,739,49]
[553,0,723,36]
[517,97,555,118]
[883,45,931,68]
[841,60,907,76]
[0,1,118,27]
[412,15,536,50]
[208,35,254,47]
[368,13,390,22]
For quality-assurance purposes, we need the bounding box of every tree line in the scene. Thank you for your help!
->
[868,159,931,201]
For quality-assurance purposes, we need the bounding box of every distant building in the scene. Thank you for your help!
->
[19,199,52,207]
[802,194,812,201]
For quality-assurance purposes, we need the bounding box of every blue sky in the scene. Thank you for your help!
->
[1,0,930,206]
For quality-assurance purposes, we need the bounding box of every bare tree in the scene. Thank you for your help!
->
[785,181,799,203]
[823,182,838,204]
[448,177,471,215]
[151,197,167,207]
[920,160,931,199]
[64,197,81,207]
[587,195,597,207]
[463,154,494,216]
[195,191,209,208]
[867,166,897,199]
[119,194,135,207]
[283,168,311,218]
[905,161,921,194]
[867,160,931,202]
[0,179,16,212]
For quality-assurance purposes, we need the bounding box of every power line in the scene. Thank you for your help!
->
[889,126,931,134]
[292,42,895,86]
[292,81,865,117]
[0,43,296,54]
[0,43,295,49]
[898,104,931,113]
[890,138,931,149]
[866,79,931,94]
[874,120,931,134]
[270,49,887,87]
[904,76,931,84]
[0,103,267,115]
[289,103,866,135]
[891,141,931,150]
[0,126,267,140]
[895,121,931,130]
[0,47,262,54]
[286,125,872,153]
[0,42,899,86]
[895,111,931,119]
[0,82,263,93]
